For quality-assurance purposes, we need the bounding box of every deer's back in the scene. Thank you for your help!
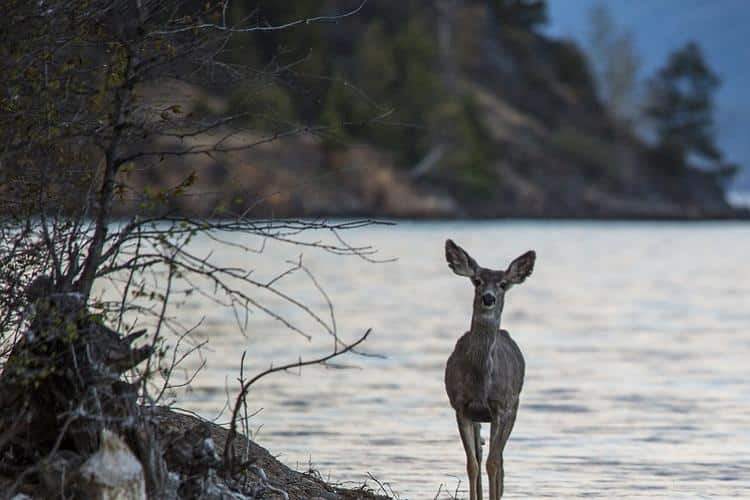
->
[444,329,525,422]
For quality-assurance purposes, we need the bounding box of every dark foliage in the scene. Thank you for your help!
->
[491,0,548,29]
[646,41,722,165]
[551,40,595,90]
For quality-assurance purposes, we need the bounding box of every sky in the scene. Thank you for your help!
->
[545,0,750,188]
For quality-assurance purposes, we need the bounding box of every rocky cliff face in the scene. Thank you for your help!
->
[121,3,736,219]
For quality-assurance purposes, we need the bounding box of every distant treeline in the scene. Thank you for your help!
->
[213,0,736,195]
[217,2,556,186]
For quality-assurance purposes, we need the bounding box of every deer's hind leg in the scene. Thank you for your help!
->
[456,413,481,500]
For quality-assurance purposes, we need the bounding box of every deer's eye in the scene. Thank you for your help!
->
[471,277,482,287]
[499,281,508,290]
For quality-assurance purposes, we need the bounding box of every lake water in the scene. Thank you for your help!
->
[171,221,750,498]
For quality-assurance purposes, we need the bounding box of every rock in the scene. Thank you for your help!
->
[77,429,146,500]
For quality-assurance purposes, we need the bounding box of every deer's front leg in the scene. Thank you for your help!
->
[487,418,506,500]
[487,403,519,499]
[456,413,481,500]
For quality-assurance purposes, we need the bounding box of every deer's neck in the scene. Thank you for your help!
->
[470,311,501,334]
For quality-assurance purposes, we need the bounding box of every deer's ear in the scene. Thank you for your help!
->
[505,250,535,284]
[445,239,478,278]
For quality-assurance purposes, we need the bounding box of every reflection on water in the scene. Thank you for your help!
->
[174,222,750,497]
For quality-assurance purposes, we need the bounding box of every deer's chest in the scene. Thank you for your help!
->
[466,336,506,393]
[446,330,524,411]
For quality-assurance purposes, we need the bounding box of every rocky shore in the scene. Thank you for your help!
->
[1,407,388,500]
[0,291,387,500]
[149,407,389,500]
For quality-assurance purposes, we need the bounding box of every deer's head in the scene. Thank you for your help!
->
[445,239,535,326]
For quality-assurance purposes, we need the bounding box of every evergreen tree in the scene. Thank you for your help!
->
[646,42,721,164]
[493,0,548,29]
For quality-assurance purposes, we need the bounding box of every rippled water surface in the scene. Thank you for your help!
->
[174,222,750,498]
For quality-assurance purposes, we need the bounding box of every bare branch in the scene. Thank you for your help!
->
[223,328,373,471]
[148,0,369,36]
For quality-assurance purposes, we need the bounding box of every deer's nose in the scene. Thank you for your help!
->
[481,293,496,306]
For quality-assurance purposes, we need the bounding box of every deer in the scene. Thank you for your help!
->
[444,239,535,500]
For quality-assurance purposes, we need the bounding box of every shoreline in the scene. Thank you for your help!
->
[1,407,390,500]
[149,407,390,500]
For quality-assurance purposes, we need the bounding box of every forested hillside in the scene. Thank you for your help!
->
[122,1,740,217]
